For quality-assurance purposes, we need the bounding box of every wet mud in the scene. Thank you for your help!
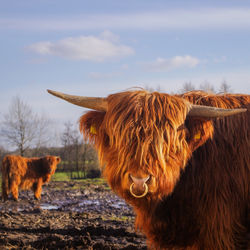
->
[0,180,147,249]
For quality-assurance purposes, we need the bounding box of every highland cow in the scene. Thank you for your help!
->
[1,155,60,201]
[48,89,249,250]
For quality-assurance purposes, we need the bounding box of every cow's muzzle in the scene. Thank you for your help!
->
[129,175,150,198]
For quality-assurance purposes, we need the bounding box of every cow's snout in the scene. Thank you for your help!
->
[129,174,150,198]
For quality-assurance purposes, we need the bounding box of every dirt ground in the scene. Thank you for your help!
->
[0,180,147,249]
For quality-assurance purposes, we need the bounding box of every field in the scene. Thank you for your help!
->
[0,173,147,249]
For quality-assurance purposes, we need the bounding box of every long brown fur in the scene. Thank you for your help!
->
[1,155,61,201]
[79,90,249,249]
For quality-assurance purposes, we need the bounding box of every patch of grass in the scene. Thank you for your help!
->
[76,178,110,190]
[51,172,110,190]
[102,214,132,222]
[77,178,107,185]
[51,172,71,182]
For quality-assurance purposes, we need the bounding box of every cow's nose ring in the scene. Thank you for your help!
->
[129,182,148,198]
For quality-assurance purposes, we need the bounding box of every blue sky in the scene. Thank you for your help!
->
[1,0,250,146]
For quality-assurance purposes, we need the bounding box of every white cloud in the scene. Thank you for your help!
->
[2,8,250,31]
[100,30,120,43]
[143,55,200,72]
[28,32,134,62]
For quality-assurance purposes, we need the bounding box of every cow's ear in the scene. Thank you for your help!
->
[184,117,214,152]
[79,111,105,141]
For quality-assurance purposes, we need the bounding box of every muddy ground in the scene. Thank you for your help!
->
[0,180,147,249]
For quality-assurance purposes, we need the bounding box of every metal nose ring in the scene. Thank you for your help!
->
[129,182,149,198]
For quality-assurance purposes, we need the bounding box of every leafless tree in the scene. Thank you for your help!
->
[219,80,232,93]
[61,121,74,174]
[60,121,99,178]
[0,96,51,156]
[199,81,215,93]
[81,143,99,178]
[61,121,83,178]
[179,82,196,93]
[71,127,81,178]
[144,85,162,92]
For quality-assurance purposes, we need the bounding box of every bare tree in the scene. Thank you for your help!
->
[199,81,215,93]
[81,143,99,178]
[61,121,74,174]
[219,80,232,93]
[179,82,196,93]
[32,113,52,155]
[61,121,83,178]
[144,85,162,92]
[71,127,81,178]
[0,96,51,156]
[60,121,100,179]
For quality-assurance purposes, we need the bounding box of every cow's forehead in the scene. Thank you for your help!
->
[107,91,187,116]
[105,105,186,131]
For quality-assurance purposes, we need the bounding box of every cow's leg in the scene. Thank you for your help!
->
[33,178,43,200]
[2,180,9,202]
[9,178,19,201]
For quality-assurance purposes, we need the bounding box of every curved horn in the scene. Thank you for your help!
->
[47,89,108,112]
[188,104,247,118]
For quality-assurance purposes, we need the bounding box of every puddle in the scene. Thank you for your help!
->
[110,201,126,209]
[40,203,59,210]
[79,200,100,206]
[0,196,130,213]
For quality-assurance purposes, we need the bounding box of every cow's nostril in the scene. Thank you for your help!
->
[129,174,150,185]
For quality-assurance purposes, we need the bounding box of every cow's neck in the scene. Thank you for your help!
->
[133,192,199,248]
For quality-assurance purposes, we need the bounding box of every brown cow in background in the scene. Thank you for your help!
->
[48,89,249,250]
[1,155,60,201]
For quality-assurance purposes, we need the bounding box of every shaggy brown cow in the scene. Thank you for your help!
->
[1,155,61,201]
[48,89,249,250]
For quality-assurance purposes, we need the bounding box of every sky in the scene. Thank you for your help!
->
[0,0,250,148]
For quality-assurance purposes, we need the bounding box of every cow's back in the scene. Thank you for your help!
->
[3,155,28,178]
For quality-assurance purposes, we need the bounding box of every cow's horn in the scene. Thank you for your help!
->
[47,90,108,112]
[188,104,247,118]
